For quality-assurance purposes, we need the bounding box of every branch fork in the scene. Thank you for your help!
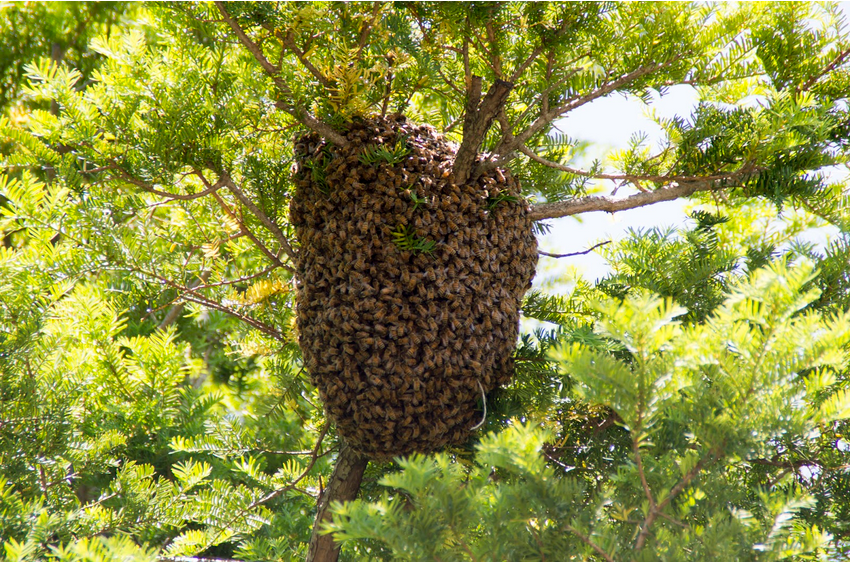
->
[453,76,513,185]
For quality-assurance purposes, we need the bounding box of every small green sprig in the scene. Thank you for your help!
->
[391,224,436,254]
[359,136,411,167]
[486,190,519,210]
[408,191,429,211]
[304,147,333,193]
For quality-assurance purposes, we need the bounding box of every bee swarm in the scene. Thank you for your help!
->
[290,114,537,459]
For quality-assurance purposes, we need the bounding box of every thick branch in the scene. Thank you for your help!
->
[454,76,513,184]
[306,441,369,562]
[528,180,721,221]
[214,2,349,147]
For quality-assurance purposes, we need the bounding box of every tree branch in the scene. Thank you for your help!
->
[306,440,369,562]
[565,525,616,562]
[520,143,746,188]
[634,453,713,551]
[489,59,680,169]
[207,188,294,274]
[114,166,226,201]
[156,556,244,562]
[158,271,210,330]
[355,2,383,62]
[539,240,612,258]
[454,76,514,184]
[280,31,333,89]
[528,179,727,221]
[509,45,544,83]
[800,46,850,92]
[634,441,657,511]
[203,425,330,553]
[214,2,349,147]
[134,267,286,342]
[213,172,297,262]
[485,17,503,79]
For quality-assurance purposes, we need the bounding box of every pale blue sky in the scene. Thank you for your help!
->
[537,85,699,283]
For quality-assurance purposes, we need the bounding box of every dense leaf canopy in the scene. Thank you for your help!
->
[1,2,850,561]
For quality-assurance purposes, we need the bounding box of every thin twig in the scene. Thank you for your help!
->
[565,525,616,562]
[538,241,611,258]
[134,267,286,341]
[519,144,746,186]
[634,441,657,511]
[280,32,332,88]
[116,168,226,201]
[658,511,690,529]
[220,172,297,261]
[634,453,713,550]
[355,2,383,62]
[800,46,850,92]
[509,45,544,83]
[197,171,297,265]
[159,557,244,562]
[193,264,282,290]
[207,189,294,274]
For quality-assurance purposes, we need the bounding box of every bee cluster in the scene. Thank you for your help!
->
[290,114,537,459]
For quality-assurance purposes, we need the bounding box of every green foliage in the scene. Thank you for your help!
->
[329,423,590,562]
[331,262,850,560]
[0,2,133,112]
[303,146,334,193]
[390,225,436,255]
[358,137,411,168]
[598,210,740,323]
[485,190,519,210]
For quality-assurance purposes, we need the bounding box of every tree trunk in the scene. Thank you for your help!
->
[305,440,369,562]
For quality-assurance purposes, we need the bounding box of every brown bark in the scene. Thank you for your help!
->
[453,76,513,185]
[527,180,720,221]
[305,441,369,562]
